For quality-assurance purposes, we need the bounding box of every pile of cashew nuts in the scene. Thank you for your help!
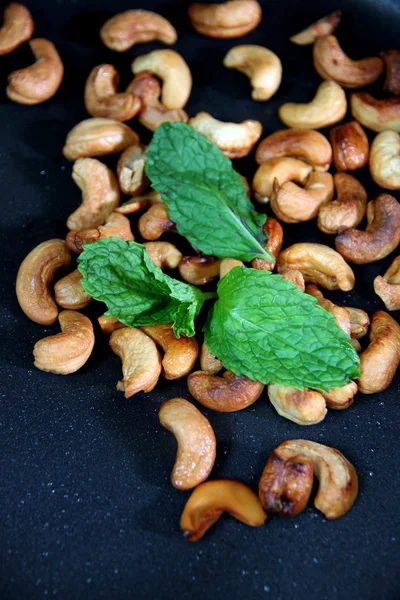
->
[8,0,400,540]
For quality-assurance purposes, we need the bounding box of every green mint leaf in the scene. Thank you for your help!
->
[145,122,274,263]
[204,267,360,391]
[77,237,207,337]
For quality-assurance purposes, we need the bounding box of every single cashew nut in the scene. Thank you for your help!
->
[109,327,162,398]
[7,38,63,105]
[251,218,283,272]
[256,129,332,172]
[33,311,94,375]
[279,81,347,130]
[271,172,334,223]
[98,315,125,336]
[140,324,199,380]
[16,239,72,326]
[223,45,282,101]
[100,9,177,51]
[84,64,141,121]
[63,118,139,161]
[350,93,400,133]
[358,311,400,394]
[220,258,244,278]
[0,2,33,55]
[321,381,358,410]
[188,370,264,412]
[330,121,369,172]
[66,212,134,254]
[253,157,312,204]
[138,203,175,240]
[116,144,149,196]
[346,307,370,340]
[268,384,327,425]
[54,269,92,310]
[318,173,368,235]
[143,242,182,270]
[374,256,400,311]
[116,190,161,216]
[188,0,262,39]
[370,131,400,190]
[200,343,223,375]
[382,49,400,96]
[281,269,305,291]
[179,256,221,286]
[159,397,216,490]
[290,10,342,45]
[305,284,351,336]
[181,480,267,541]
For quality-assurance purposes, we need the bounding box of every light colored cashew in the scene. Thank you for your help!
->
[256,129,332,172]
[370,131,400,190]
[347,307,370,339]
[188,0,262,39]
[63,118,139,161]
[189,112,262,159]
[7,38,63,105]
[188,370,264,412]
[382,49,400,96]
[290,10,342,45]
[179,256,221,286]
[66,212,134,254]
[98,315,125,335]
[253,157,312,204]
[313,35,383,89]
[223,45,282,101]
[358,311,400,394]
[220,259,244,278]
[132,49,192,109]
[321,381,358,410]
[305,284,351,336]
[116,190,161,216]
[350,93,400,133]
[281,269,305,291]
[0,2,33,55]
[350,339,361,353]
[330,121,369,172]
[109,327,162,398]
[116,144,149,196]
[279,81,347,130]
[159,397,216,490]
[200,343,223,375]
[16,239,72,326]
[100,9,177,51]
[181,479,267,542]
[84,64,141,121]
[140,324,199,380]
[318,173,368,235]
[374,256,400,311]
[335,194,400,264]
[143,242,182,270]
[251,218,283,272]
[54,269,92,310]
[271,172,334,223]
[259,439,358,519]
[33,311,94,375]
[138,203,175,241]
[277,243,355,291]
[268,384,327,425]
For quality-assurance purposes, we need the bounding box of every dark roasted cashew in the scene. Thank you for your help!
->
[251,218,283,272]
[188,370,264,412]
[143,242,182,270]
[374,256,400,311]
[350,93,400,133]
[318,173,368,235]
[200,344,223,375]
[271,172,334,223]
[140,324,199,380]
[179,256,221,286]
[138,203,175,240]
[66,212,134,254]
[321,381,358,410]
[84,64,141,121]
[330,121,369,172]
[382,49,400,96]
[347,307,370,339]
[100,9,177,51]
[290,10,341,45]
[268,384,327,425]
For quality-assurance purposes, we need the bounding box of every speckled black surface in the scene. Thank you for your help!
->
[1,0,400,598]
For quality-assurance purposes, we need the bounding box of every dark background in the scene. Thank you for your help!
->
[1,0,400,598]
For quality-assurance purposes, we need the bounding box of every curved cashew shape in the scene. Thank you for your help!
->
[100,10,177,51]
[84,64,141,122]
[374,256,400,311]
[138,203,175,240]
[318,173,368,235]
[220,258,244,278]
[132,50,192,109]
[256,129,332,172]
[116,144,149,196]
[253,157,312,204]
[33,311,94,375]
[223,45,282,101]
[200,343,223,375]
[347,307,370,340]
[63,118,139,161]
[252,218,283,272]
[16,239,72,326]
[321,381,358,410]
[350,93,400,133]
[116,190,161,216]
[188,370,264,412]
[259,439,358,519]
[382,49,400,96]
[140,324,198,380]
[370,131,400,190]
[0,2,33,55]
[98,315,125,336]
[66,212,134,254]
[109,327,162,398]
[189,112,262,159]
[305,284,351,336]
[335,194,400,264]
[159,397,216,490]
[143,242,182,270]
[7,39,63,105]
[279,81,347,130]
[277,243,355,291]
[179,256,221,286]
[358,311,400,394]
[188,0,262,39]
[330,121,369,172]
[290,10,342,45]
[181,480,267,541]
[54,269,92,310]
[271,172,334,223]
[313,35,383,89]
[268,384,327,425]
[281,269,305,291]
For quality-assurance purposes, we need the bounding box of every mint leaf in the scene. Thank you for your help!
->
[145,122,274,263]
[77,237,208,337]
[204,267,360,391]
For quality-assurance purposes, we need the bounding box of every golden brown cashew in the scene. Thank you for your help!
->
[116,190,161,216]
[33,311,95,375]
[220,259,244,278]
[253,157,312,204]
[271,172,334,223]
[98,315,125,335]
[281,269,305,291]
[66,212,134,254]
[188,370,264,412]
[200,344,223,375]
[132,50,192,109]
[251,218,283,272]
[256,129,332,172]
[189,112,262,159]
[289,10,342,45]
[330,121,369,172]
[335,194,400,264]
[318,173,368,235]
[350,93,400,133]
[100,9,177,51]
[350,339,362,353]
[109,327,162,398]
[179,256,221,286]
[16,239,72,326]
[143,242,182,270]
[223,45,282,101]
[313,35,383,89]
[279,81,347,130]
[277,243,355,291]
[54,269,92,310]
[138,203,175,240]
[159,398,216,490]
[7,38,63,105]
[347,307,370,339]
[267,384,327,425]
[305,284,351,336]
[369,131,400,190]
[358,311,400,394]
[63,118,139,161]
[188,0,262,39]
[84,64,141,121]
[374,256,400,311]
[321,381,358,410]
[140,324,199,380]
[116,144,149,196]
[382,49,400,96]
[0,3,33,55]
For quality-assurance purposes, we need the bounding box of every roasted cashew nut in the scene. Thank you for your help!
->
[347,307,370,340]
[271,172,334,223]
[279,81,347,130]
[200,344,223,375]
[220,259,244,279]
[63,118,139,161]
[116,144,149,196]
[382,49,400,96]
[188,370,264,412]
[143,242,182,270]
[281,269,305,291]
[305,284,351,336]
[330,121,369,172]
[253,157,312,204]
[54,269,92,310]
[251,218,283,272]
[0,2,33,55]
[318,173,368,235]
[256,129,332,172]
[140,324,199,380]
[358,311,400,394]
[335,194,400,264]
[138,203,175,241]
[66,212,134,254]
[369,131,400,190]
[84,64,141,121]
[268,384,327,425]
[289,10,342,45]
[33,311,94,375]
[7,38,63,105]
[180,480,267,541]
[159,398,216,490]
[16,239,72,326]
[223,45,282,101]
[179,256,221,286]
[97,315,125,336]
[116,190,161,216]
[100,9,177,51]
[374,256,400,311]
[188,0,262,39]
[321,381,358,411]
[350,93,400,133]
